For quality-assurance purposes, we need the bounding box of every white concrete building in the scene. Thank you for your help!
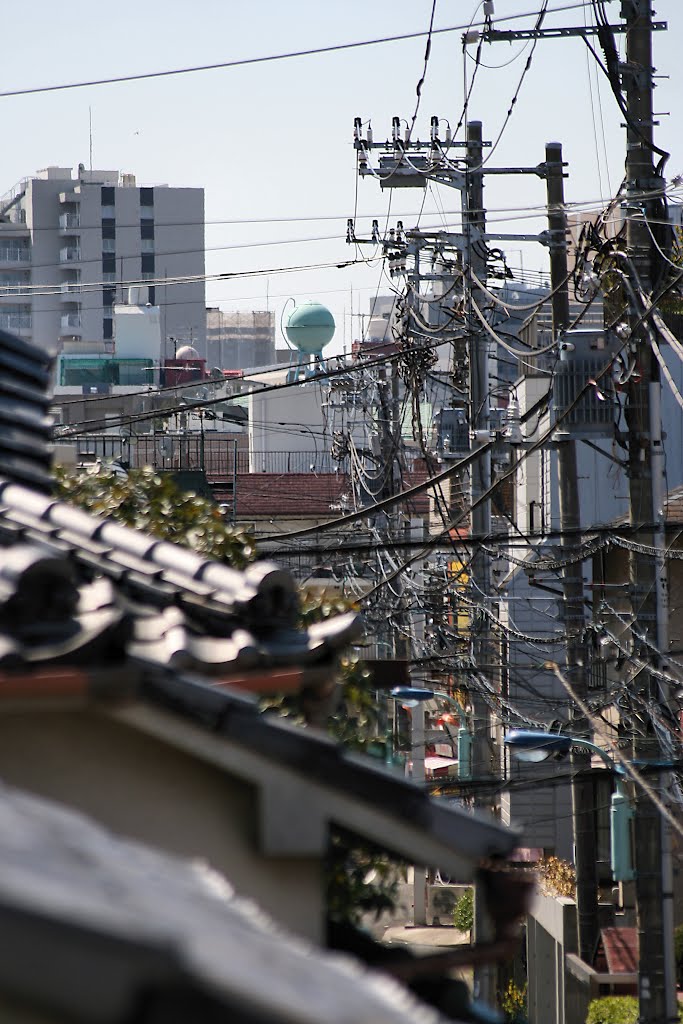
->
[0,166,205,356]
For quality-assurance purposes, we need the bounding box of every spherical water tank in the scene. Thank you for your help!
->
[175,344,200,360]
[286,302,335,354]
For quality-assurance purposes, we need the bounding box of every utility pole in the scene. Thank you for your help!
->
[464,120,495,1007]
[545,141,600,965]
[622,2,676,1021]
[464,120,494,783]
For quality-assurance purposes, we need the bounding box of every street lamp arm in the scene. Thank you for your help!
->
[568,737,617,772]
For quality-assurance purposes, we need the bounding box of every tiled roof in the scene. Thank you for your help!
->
[0,328,54,492]
[0,781,452,1024]
[236,473,350,518]
[0,478,360,682]
[233,462,431,520]
[595,927,638,974]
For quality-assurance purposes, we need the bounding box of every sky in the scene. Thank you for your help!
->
[2,0,682,355]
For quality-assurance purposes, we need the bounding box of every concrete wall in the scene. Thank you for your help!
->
[0,708,324,942]
[527,892,578,1024]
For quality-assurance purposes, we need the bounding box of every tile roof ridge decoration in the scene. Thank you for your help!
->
[0,478,301,632]
[0,327,56,494]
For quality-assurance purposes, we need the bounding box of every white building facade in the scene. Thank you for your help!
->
[0,166,205,357]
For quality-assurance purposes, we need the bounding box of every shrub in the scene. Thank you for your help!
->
[501,980,527,1024]
[585,996,638,1024]
[452,887,474,933]
[536,855,576,898]
[675,923,683,984]
[585,997,683,1024]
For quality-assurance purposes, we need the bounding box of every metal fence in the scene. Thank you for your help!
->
[72,435,342,477]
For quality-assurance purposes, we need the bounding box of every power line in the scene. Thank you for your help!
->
[0,4,596,99]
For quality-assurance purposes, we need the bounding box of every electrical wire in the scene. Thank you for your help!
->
[0,4,598,99]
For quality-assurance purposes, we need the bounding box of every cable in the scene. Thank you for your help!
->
[0,4,597,99]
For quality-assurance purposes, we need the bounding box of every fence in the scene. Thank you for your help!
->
[72,435,343,477]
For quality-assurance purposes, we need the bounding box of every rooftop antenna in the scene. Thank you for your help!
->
[88,106,93,172]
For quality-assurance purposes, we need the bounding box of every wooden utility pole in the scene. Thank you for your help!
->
[622,2,676,1020]
[545,141,600,964]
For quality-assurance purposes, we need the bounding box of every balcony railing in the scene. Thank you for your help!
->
[59,213,81,231]
[67,437,343,478]
[0,312,31,330]
[0,278,28,295]
[0,247,30,263]
[59,247,81,263]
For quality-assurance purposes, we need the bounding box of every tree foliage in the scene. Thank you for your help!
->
[585,996,683,1024]
[452,886,474,933]
[54,465,256,567]
[536,856,576,898]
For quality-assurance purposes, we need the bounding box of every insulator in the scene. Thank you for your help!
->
[430,116,439,142]
[353,117,362,141]
[367,125,373,146]
[392,116,400,142]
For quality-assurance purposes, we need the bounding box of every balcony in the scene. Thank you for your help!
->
[60,313,82,335]
[0,312,31,334]
[59,247,81,264]
[0,247,30,266]
[60,281,82,302]
[59,192,81,204]
[59,213,81,233]
[0,277,29,297]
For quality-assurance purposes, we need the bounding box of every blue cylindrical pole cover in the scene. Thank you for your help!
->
[610,783,635,882]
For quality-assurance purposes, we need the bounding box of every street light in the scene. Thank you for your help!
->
[390,686,473,781]
[390,686,433,927]
[505,728,681,1021]
[504,729,679,886]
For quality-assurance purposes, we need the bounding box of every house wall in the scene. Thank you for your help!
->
[0,708,324,942]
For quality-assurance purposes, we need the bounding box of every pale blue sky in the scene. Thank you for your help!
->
[2,1,682,352]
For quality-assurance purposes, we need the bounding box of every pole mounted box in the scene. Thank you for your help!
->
[551,329,619,439]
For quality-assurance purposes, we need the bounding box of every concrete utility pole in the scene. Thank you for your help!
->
[622,2,676,1020]
[464,121,493,786]
[545,142,600,964]
[464,120,495,1007]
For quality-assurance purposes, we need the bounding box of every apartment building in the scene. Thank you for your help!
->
[0,166,205,356]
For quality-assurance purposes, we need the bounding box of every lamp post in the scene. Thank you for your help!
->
[504,729,677,1010]
[390,686,474,928]
[390,687,433,927]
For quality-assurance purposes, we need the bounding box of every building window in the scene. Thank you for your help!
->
[141,253,155,275]
[103,287,116,308]
[102,239,116,253]
[147,286,156,305]
[101,186,115,206]
[102,254,116,276]
[103,317,114,340]
[140,187,154,207]
[140,221,155,241]
[101,218,116,240]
